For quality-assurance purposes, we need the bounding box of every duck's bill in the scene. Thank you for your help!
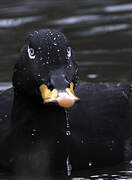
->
[40,82,80,108]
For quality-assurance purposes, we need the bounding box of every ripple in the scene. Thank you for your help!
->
[78,48,132,55]
[78,61,121,66]
[0,16,41,28]
[87,74,98,79]
[88,24,129,34]
[50,13,132,28]
[50,15,101,25]
[0,82,12,91]
[104,3,132,12]
[72,178,85,180]
[76,24,129,36]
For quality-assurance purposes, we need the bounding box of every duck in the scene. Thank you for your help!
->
[0,29,132,176]
[0,29,79,176]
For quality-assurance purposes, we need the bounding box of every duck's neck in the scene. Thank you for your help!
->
[12,90,67,138]
[11,90,68,174]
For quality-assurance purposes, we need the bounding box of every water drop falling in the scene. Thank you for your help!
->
[65,109,71,136]
[66,156,72,176]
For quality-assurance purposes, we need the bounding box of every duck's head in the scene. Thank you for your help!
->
[12,29,79,108]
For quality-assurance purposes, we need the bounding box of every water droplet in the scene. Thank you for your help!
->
[32,133,35,136]
[66,156,72,176]
[67,123,70,128]
[54,37,56,40]
[46,61,49,64]
[57,49,60,52]
[66,130,71,136]
[89,161,92,166]
[37,74,41,77]
[65,110,71,136]
[53,42,57,46]
[4,114,8,118]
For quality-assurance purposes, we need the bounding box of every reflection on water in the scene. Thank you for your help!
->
[1,0,132,179]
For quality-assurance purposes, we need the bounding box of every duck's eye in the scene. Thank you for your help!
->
[67,47,72,58]
[28,46,35,59]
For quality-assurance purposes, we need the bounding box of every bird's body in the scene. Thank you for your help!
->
[68,82,132,170]
[0,81,132,174]
[0,29,131,175]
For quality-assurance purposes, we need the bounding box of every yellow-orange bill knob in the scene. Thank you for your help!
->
[58,97,75,108]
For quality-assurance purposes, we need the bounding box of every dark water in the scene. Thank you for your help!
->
[1,0,132,179]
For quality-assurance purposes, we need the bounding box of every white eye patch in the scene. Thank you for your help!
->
[67,47,72,58]
[27,46,36,59]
